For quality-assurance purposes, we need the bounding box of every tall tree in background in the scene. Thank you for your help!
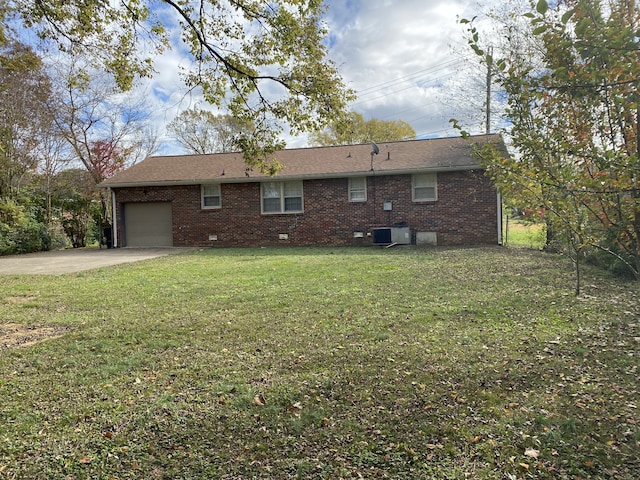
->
[446,1,535,135]
[0,39,58,254]
[464,0,640,283]
[15,0,353,173]
[88,140,130,181]
[309,111,416,146]
[36,123,70,226]
[167,109,253,154]
[50,168,96,248]
[50,58,158,226]
[0,40,52,197]
[51,59,155,186]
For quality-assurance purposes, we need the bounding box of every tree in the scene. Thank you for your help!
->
[15,0,353,172]
[0,196,51,254]
[51,59,154,185]
[446,1,533,136]
[167,109,253,154]
[86,140,130,182]
[36,127,72,226]
[51,168,96,248]
[309,111,416,146]
[463,0,640,284]
[0,40,53,197]
[50,57,158,230]
[0,39,57,254]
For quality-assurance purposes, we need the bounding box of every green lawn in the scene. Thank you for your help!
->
[0,247,638,479]
[505,219,546,249]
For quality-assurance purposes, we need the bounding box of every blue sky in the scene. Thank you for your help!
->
[139,0,497,154]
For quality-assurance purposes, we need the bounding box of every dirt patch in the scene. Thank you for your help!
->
[5,295,37,304]
[0,323,64,349]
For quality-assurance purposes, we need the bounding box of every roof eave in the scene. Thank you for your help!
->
[101,164,484,189]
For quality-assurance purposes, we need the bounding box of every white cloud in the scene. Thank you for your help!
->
[135,0,501,154]
[320,0,493,141]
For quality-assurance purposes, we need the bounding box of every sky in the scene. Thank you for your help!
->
[140,0,497,155]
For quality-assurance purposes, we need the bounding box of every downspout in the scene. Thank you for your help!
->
[497,192,503,245]
[111,188,118,248]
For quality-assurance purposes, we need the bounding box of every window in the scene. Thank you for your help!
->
[349,177,367,202]
[412,173,437,201]
[202,184,221,209]
[262,181,303,213]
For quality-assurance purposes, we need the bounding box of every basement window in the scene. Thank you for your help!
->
[412,173,437,202]
[202,184,221,209]
[262,181,303,214]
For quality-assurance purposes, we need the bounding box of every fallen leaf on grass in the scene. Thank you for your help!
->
[253,394,266,406]
[524,447,539,459]
[79,456,91,464]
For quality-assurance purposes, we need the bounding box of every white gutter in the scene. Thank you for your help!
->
[111,188,118,248]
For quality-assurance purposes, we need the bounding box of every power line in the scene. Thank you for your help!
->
[351,57,476,108]
[355,59,461,97]
[376,100,441,121]
[352,71,457,107]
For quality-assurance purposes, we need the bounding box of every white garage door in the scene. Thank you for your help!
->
[124,202,173,247]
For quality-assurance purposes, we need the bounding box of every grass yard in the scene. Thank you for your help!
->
[505,220,546,249]
[0,247,638,479]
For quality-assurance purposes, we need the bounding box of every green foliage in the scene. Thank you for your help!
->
[14,0,354,171]
[464,0,640,281]
[0,198,50,255]
[0,40,52,197]
[310,111,416,146]
[51,169,97,248]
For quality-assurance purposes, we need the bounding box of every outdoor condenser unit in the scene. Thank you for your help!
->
[372,227,411,246]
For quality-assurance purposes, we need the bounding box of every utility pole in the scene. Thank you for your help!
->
[485,46,503,245]
[485,46,493,135]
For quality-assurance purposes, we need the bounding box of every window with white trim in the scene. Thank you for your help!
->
[202,184,221,209]
[348,177,367,202]
[412,173,437,201]
[261,181,303,213]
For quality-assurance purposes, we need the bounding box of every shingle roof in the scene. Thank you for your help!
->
[101,134,506,187]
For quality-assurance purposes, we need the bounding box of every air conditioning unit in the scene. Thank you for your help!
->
[372,227,411,245]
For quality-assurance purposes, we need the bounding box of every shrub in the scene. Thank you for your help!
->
[584,247,637,279]
[0,199,51,255]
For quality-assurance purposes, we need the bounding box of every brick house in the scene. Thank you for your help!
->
[100,134,506,248]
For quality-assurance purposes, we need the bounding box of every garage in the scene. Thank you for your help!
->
[124,202,173,247]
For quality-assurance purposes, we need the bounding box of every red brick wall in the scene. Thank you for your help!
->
[112,170,498,247]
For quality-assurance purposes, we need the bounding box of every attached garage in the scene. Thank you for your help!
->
[123,202,173,247]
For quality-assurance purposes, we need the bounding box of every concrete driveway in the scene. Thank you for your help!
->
[0,248,193,275]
